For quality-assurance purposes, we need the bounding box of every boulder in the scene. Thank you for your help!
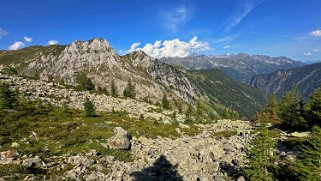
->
[289,131,309,138]
[0,150,18,159]
[107,127,131,150]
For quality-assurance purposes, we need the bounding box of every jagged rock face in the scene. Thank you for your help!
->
[250,62,321,100]
[18,38,202,103]
[160,53,305,83]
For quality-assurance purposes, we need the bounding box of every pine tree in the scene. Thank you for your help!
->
[83,98,95,117]
[221,108,230,119]
[123,79,136,99]
[185,103,194,121]
[305,87,321,127]
[294,126,321,181]
[111,80,118,97]
[76,72,95,91]
[0,83,16,110]
[279,87,306,130]
[162,94,170,110]
[196,100,204,117]
[264,94,279,114]
[245,113,279,180]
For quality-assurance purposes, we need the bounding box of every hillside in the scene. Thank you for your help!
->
[188,69,266,119]
[250,62,321,100]
[0,38,266,118]
[160,53,304,83]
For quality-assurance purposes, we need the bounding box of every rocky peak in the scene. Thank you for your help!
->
[124,50,156,68]
[65,38,114,54]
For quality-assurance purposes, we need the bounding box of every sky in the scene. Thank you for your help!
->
[1,0,321,62]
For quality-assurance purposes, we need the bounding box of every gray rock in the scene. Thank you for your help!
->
[107,127,131,150]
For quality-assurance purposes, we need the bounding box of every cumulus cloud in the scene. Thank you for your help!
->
[309,30,321,37]
[48,40,59,45]
[160,4,194,32]
[125,37,211,58]
[9,41,25,50]
[303,52,312,56]
[0,28,9,39]
[312,48,320,52]
[24,36,32,42]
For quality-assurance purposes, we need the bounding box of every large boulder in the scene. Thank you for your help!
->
[0,150,18,159]
[107,127,131,150]
[289,131,309,138]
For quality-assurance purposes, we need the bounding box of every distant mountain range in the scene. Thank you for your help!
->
[250,62,321,100]
[0,38,266,119]
[160,53,305,83]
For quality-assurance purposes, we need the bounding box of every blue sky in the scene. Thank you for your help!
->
[1,0,321,62]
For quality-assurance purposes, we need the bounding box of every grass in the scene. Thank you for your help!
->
[0,100,200,161]
[211,130,238,139]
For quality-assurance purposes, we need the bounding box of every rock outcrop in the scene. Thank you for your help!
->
[107,127,132,150]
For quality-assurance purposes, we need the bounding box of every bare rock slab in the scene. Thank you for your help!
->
[107,127,132,150]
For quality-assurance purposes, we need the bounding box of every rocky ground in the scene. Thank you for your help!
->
[1,119,252,181]
[0,73,307,180]
[0,73,185,123]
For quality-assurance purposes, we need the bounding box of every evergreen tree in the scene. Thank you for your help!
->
[123,79,136,99]
[305,87,321,127]
[279,87,306,130]
[111,80,118,97]
[221,108,230,119]
[232,111,239,120]
[0,83,16,110]
[76,72,95,91]
[185,103,194,121]
[83,98,95,117]
[162,94,170,110]
[294,126,321,181]
[264,94,279,114]
[245,113,279,180]
[196,100,204,117]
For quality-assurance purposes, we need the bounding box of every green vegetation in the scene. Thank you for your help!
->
[294,126,321,180]
[188,69,266,119]
[245,114,279,180]
[0,83,17,109]
[83,98,96,117]
[75,71,95,91]
[111,79,118,97]
[211,130,237,139]
[161,94,170,110]
[305,87,321,127]
[123,79,136,99]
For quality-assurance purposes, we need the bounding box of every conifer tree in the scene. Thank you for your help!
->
[305,87,321,127]
[111,79,118,97]
[279,87,306,130]
[162,94,170,110]
[221,108,230,119]
[245,113,279,180]
[185,103,194,121]
[83,98,95,117]
[123,79,136,99]
[264,94,279,114]
[196,100,204,118]
[76,72,95,91]
[294,126,321,181]
[0,83,16,110]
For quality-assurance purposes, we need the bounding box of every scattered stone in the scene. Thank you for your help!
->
[289,131,309,138]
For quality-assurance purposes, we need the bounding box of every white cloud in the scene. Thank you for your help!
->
[9,41,25,50]
[24,36,32,42]
[224,0,265,33]
[312,48,319,52]
[303,52,312,56]
[309,30,321,37]
[0,28,9,39]
[48,40,59,45]
[126,37,212,58]
[160,4,193,32]
[223,45,231,49]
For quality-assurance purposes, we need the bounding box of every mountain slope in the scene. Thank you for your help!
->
[250,63,321,100]
[188,69,266,119]
[0,38,267,118]
[160,53,304,82]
